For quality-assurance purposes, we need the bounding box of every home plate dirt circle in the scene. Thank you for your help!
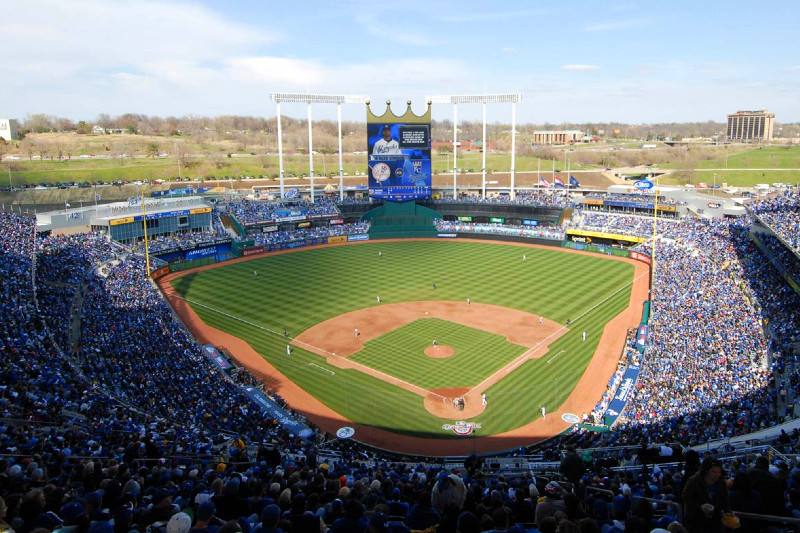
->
[425,345,454,358]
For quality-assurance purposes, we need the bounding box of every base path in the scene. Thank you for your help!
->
[158,239,649,456]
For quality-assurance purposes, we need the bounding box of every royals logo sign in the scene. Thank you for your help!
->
[442,421,482,435]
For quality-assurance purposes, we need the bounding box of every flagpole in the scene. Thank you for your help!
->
[537,159,541,202]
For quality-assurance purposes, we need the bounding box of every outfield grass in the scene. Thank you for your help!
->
[170,240,635,438]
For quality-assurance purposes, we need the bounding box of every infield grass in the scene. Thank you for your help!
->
[170,240,636,439]
[352,318,528,389]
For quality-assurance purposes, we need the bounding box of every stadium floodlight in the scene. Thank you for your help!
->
[425,93,522,199]
[426,94,521,105]
[269,93,369,104]
[270,93,369,201]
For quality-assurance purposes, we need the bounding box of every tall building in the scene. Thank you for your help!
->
[726,110,774,141]
[532,130,584,145]
[0,119,18,141]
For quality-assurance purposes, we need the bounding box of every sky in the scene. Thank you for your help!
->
[3,0,800,125]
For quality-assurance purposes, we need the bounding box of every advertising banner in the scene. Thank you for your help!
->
[202,344,232,371]
[629,250,652,265]
[150,266,170,279]
[635,324,648,353]
[348,234,369,242]
[240,386,312,439]
[242,247,265,256]
[327,235,347,244]
[603,363,641,426]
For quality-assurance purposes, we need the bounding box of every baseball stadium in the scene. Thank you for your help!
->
[2,101,799,531]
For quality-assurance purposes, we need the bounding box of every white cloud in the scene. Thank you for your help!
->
[785,66,800,71]
[501,47,516,54]
[584,19,643,31]
[562,64,602,71]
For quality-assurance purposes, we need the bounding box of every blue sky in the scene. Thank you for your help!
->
[3,0,799,124]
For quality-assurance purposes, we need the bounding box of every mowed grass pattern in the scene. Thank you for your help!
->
[351,318,528,389]
[170,241,636,438]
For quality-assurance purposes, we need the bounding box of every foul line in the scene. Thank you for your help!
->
[173,294,446,400]
[471,272,644,395]
[309,363,335,375]
[548,350,566,364]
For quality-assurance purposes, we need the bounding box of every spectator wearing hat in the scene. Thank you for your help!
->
[166,513,192,533]
[54,501,87,533]
[191,501,223,533]
[253,504,282,533]
[431,471,466,515]
[329,500,366,533]
[139,489,178,531]
[535,482,566,525]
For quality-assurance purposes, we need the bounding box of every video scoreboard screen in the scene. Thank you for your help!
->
[367,120,431,202]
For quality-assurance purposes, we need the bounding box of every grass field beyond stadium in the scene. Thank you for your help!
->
[170,240,635,439]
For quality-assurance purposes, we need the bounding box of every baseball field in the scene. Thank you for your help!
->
[161,239,649,455]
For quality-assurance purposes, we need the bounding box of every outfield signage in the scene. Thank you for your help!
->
[629,250,652,265]
[634,179,654,190]
[327,235,347,244]
[603,363,641,427]
[567,229,646,244]
[185,243,231,260]
[457,216,473,222]
[437,233,458,238]
[330,218,345,225]
[262,225,279,233]
[489,217,505,223]
[242,247,265,256]
[150,266,170,279]
[522,219,539,226]
[348,234,369,242]
[241,386,311,439]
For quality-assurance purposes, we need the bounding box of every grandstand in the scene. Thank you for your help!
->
[2,185,800,532]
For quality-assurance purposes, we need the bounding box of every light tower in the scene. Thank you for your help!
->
[426,93,522,199]
[269,93,369,201]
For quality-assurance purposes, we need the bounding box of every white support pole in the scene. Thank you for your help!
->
[482,102,487,199]
[453,104,458,199]
[307,102,314,203]
[510,101,517,200]
[276,103,284,200]
[337,103,344,201]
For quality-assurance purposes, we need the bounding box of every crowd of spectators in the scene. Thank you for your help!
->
[3,198,800,533]
[434,221,565,241]
[569,213,679,239]
[135,230,230,255]
[225,199,339,227]
[583,193,682,207]
[251,223,370,247]
[431,192,576,209]
[748,189,800,252]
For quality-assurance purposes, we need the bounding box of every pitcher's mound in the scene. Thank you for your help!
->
[425,345,454,358]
